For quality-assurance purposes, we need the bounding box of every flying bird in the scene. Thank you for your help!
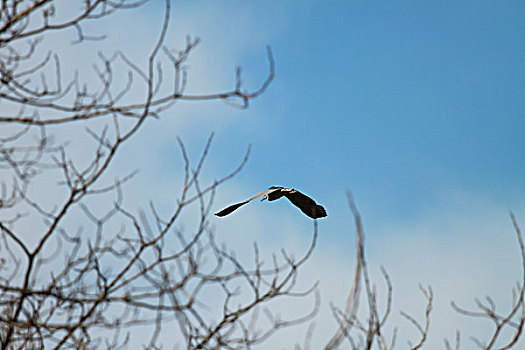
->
[215,186,327,219]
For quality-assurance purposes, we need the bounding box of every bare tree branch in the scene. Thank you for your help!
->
[451,212,525,350]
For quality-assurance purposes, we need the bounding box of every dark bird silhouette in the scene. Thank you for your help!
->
[215,186,327,219]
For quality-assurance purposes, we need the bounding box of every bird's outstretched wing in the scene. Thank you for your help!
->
[214,201,250,217]
[283,189,327,219]
[214,187,283,217]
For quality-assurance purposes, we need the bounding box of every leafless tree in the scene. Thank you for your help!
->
[324,193,525,350]
[0,1,319,349]
[323,192,432,350]
[448,212,525,350]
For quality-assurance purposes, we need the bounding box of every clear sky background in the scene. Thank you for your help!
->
[32,0,525,348]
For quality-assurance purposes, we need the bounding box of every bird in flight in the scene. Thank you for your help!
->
[215,186,327,219]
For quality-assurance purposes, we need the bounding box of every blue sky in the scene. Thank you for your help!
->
[52,0,525,222]
[37,1,525,348]
[253,0,525,215]
[143,0,525,230]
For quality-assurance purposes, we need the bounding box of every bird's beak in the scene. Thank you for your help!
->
[290,188,297,193]
[261,195,268,201]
